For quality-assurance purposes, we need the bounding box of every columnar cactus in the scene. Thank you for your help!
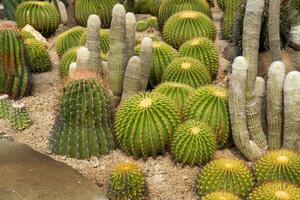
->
[15,1,60,36]
[2,0,23,20]
[108,162,146,200]
[126,13,136,60]
[0,94,10,119]
[115,92,180,159]
[53,70,114,159]
[139,37,153,91]
[163,11,216,49]
[0,23,30,99]
[222,0,240,40]
[255,77,267,134]
[76,47,91,70]
[60,47,79,77]
[9,102,31,130]
[202,192,241,200]
[171,120,216,166]
[79,30,110,54]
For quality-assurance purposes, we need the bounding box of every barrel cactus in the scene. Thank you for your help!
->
[146,16,158,29]
[179,37,219,78]
[15,1,60,36]
[171,120,216,166]
[136,20,149,32]
[108,162,146,200]
[0,94,10,119]
[75,0,118,27]
[53,70,114,159]
[115,92,180,159]
[197,158,254,197]
[0,23,30,99]
[202,191,241,200]
[253,149,300,185]
[2,0,23,20]
[162,57,212,88]
[248,181,300,200]
[79,29,110,54]
[60,47,79,77]
[9,102,31,130]
[21,30,35,40]
[222,0,240,40]
[184,86,229,148]
[163,11,216,49]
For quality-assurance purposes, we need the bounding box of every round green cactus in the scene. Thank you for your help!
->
[184,86,229,148]
[9,102,31,130]
[75,0,118,28]
[24,38,51,73]
[179,37,219,78]
[115,92,180,159]
[163,11,216,49]
[79,29,110,54]
[197,158,254,197]
[60,47,79,77]
[248,181,300,200]
[0,94,11,119]
[152,82,194,112]
[171,120,216,166]
[202,191,241,200]
[15,1,60,36]
[136,20,149,32]
[108,162,146,200]
[253,149,300,185]
[158,0,212,29]
[146,16,158,29]
[162,57,212,88]
[55,26,86,56]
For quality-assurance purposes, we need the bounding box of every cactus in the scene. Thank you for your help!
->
[108,162,146,200]
[146,17,158,29]
[79,29,110,54]
[15,1,60,37]
[0,23,30,100]
[75,0,118,27]
[267,61,286,149]
[60,47,79,77]
[139,37,153,91]
[24,39,51,73]
[268,0,281,61]
[20,30,35,40]
[9,102,31,130]
[55,26,86,56]
[179,37,219,78]
[134,0,152,13]
[222,0,240,40]
[253,149,300,185]
[115,92,180,159]
[255,77,267,134]
[53,70,114,159]
[202,192,241,200]
[136,20,149,32]
[248,181,300,200]
[196,158,254,197]
[0,94,10,119]
[126,13,136,60]
[163,11,216,49]
[162,57,212,88]
[2,0,23,20]
[171,120,216,166]
[76,47,90,70]
[217,0,225,10]
[184,85,229,148]
[158,0,212,29]
[150,0,164,16]
[153,82,194,112]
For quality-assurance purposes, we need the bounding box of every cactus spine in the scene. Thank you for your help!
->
[0,94,10,119]
[9,102,31,130]
[139,37,153,91]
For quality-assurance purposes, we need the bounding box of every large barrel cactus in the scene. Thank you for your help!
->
[0,23,30,99]
[15,1,60,36]
[53,70,114,159]
[202,192,241,200]
[2,0,23,20]
[60,47,79,77]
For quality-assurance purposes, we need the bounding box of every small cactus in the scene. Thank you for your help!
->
[136,20,149,32]
[0,94,10,119]
[9,102,31,130]
[202,191,241,200]
[60,47,79,77]
[146,16,158,29]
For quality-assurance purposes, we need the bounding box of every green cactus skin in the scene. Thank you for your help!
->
[153,82,194,112]
[202,191,241,200]
[217,0,225,10]
[55,26,86,56]
[60,47,79,77]
[222,0,240,40]
[150,0,164,16]
[197,158,254,198]
[0,94,11,119]
[162,57,212,88]
[53,71,114,159]
[163,11,216,49]
[20,30,35,40]
[79,29,110,54]
[253,149,300,186]
[184,86,229,148]
[75,0,118,28]
[15,1,60,37]
[2,0,23,20]
[24,39,51,73]
[108,162,146,200]
[179,37,219,78]
[115,92,180,159]
[135,0,152,13]
[0,23,30,100]
[146,17,158,29]
[171,120,216,166]
[158,0,212,30]
[136,20,149,32]
[248,181,300,200]
[9,103,31,130]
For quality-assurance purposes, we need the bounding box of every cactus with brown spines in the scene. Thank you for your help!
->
[9,102,31,130]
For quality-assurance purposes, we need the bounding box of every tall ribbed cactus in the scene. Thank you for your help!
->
[2,0,23,20]
[9,102,31,130]
[126,13,136,60]
[79,29,110,54]
[0,94,10,119]
[0,23,30,100]
[53,70,114,159]
[255,77,267,134]
[139,37,153,91]
[222,0,240,40]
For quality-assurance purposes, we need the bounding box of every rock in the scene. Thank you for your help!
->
[290,25,300,51]
[58,1,68,25]
[22,24,47,45]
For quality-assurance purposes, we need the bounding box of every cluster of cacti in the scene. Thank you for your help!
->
[115,92,180,159]
[222,0,241,40]
[15,1,60,36]
[202,192,241,200]
[79,29,110,54]
[75,0,118,27]
[197,158,254,197]
[163,11,216,49]
[108,162,146,200]
[2,0,23,20]
[0,23,30,100]
[179,37,219,78]
[184,86,229,148]
[9,102,31,130]
[60,47,79,77]
[136,20,149,32]
[0,94,10,119]
[52,70,114,159]
[171,120,216,166]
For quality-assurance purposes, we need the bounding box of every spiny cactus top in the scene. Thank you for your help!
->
[253,149,300,186]
[197,158,254,197]
[115,92,180,159]
[108,162,146,200]
[9,102,31,130]
[202,191,241,200]
[15,1,60,36]
[248,181,300,200]
[0,94,10,119]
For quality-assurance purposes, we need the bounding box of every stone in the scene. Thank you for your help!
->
[58,0,68,25]
[22,24,47,45]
